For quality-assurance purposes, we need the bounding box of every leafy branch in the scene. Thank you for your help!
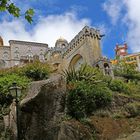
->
[0,0,34,23]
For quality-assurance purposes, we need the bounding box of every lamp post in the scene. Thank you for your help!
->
[9,82,21,140]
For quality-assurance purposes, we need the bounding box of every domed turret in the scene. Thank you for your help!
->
[0,36,4,46]
[55,37,68,49]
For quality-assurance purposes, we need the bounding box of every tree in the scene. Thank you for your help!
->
[0,0,34,23]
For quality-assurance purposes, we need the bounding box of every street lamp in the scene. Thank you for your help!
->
[9,82,21,140]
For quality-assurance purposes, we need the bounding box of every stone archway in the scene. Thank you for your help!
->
[104,63,110,75]
[69,54,84,69]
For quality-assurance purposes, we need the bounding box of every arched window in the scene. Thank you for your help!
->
[39,49,44,61]
[26,47,33,62]
[14,47,20,59]
[61,44,66,48]
[3,51,9,60]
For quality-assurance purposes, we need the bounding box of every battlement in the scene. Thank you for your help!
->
[63,26,103,58]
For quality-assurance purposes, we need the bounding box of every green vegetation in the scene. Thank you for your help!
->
[63,65,113,119]
[0,74,30,119]
[63,63,140,120]
[109,79,131,95]
[62,64,101,84]
[0,0,34,23]
[0,74,30,94]
[112,60,140,97]
[114,60,140,82]
[0,61,51,81]
[19,61,51,81]
[67,81,112,119]
[125,102,140,117]
[0,61,51,119]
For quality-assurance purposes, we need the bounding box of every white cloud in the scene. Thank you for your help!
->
[103,0,140,53]
[95,24,108,35]
[124,0,140,52]
[0,12,90,47]
[102,0,123,25]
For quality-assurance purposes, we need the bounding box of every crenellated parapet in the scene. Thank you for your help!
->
[63,26,104,58]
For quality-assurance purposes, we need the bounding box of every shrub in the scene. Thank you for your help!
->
[127,82,140,95]
[0,74,30,107]
[101,75,112,86]
[67,81,112,119]
[113,60,140,83]
[93,85,112,108]
[0,61,51,81]
[109,79,131,95]
[19,61,51,81]
[64,64,113,119]
[0,74,30,94]
[62,64,101,84]
[67,81,94,119]
[0,74,30,120]
[109,79,124,92]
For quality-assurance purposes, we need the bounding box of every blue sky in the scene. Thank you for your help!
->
[0,0,140,59]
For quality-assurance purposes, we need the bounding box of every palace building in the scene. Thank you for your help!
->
[0,26,113,76]
[111,43,140,71]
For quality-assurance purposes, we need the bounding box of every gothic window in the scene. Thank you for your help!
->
[33,55,39,60]
[26,47,33,62]
[14,51,20,59]
[14,47,20,59]
[39,49,44,61]
[3,51,9,60]
[62,44,65,48]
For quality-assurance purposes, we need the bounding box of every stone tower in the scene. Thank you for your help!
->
[55,37,68,49]
[62,26,103,69]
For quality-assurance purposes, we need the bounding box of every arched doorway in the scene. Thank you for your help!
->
[104,63,110,75]
[69,54,83,69]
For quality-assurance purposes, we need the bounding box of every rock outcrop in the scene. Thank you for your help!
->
[19,75,66,140]
[6,74,93,140]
